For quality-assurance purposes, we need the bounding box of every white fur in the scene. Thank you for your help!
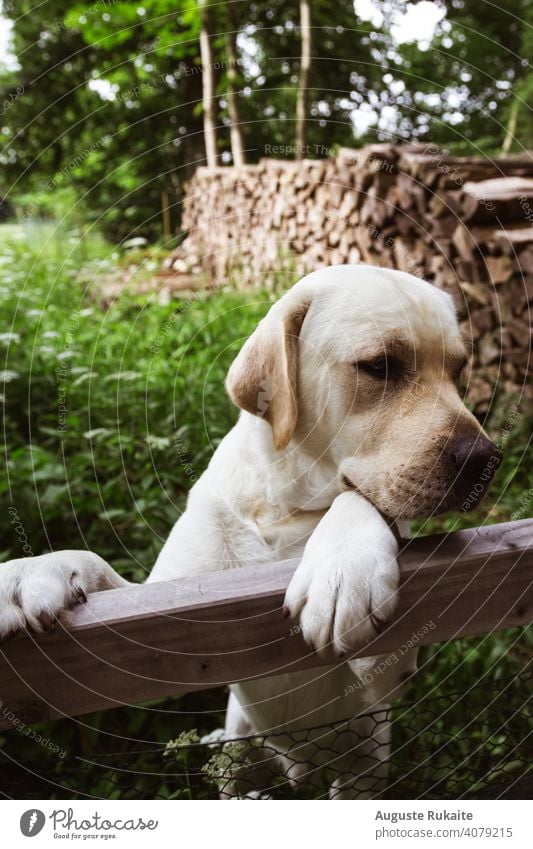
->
[283,491,399,656]
[1,264,491,797]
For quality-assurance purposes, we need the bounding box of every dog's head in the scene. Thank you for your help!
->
[226,265,501,520]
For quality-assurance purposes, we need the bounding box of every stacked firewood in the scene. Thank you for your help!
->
[167,144,533,412]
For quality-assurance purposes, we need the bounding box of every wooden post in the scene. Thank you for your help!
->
[0,519,531,728]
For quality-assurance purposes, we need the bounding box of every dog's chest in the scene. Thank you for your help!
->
[250,500,327,560]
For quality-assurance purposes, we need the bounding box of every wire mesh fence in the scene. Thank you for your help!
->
[1,667,531,800]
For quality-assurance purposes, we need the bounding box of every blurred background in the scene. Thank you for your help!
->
[1,0,532,238]
[0,0,531,799]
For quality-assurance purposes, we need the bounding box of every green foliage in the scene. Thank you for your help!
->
[505,1,533,152]
[0,1,206,240]
[0,225,273,573]
[393,0,532,152]
[1,1,531,240]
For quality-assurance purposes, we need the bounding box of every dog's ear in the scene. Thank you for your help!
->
[225,293,311,450]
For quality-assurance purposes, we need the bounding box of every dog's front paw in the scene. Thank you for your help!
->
[0,550,118,641]
[283,492,400,657]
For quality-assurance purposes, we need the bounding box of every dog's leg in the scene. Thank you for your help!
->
[149,486,272,582]
[284,490,399,657]
[0,550,128,640]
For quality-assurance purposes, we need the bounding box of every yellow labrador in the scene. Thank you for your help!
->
[0,265,500,797]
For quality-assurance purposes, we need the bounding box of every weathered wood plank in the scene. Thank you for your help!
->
[0,519,531,728]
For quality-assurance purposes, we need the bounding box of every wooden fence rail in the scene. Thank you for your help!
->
[0,519,531,729]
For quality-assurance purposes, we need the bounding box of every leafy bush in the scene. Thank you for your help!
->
[1,228,273,575]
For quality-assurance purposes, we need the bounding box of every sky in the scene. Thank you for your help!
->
[0,13,16,71]
[355,0,446,45]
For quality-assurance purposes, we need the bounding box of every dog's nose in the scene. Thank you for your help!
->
[450,433,502,506]
[451,434,501,475]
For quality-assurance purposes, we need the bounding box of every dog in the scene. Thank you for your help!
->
[0,265,500,797]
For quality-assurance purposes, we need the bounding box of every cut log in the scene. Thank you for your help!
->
[166,144,532,414]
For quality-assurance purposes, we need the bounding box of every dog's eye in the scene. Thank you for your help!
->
[355,357,402,381]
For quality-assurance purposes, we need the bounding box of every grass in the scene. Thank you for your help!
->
[0,222,531,798]
[0,223,274,574]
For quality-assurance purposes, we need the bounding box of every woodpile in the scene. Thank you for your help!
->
[167,144,533,412]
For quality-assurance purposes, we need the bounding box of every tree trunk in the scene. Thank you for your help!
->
[502,99,519,154]
[225,4,246,166]
[295,0,312,159]
[199,0,218,168]
[182,67,207,181]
